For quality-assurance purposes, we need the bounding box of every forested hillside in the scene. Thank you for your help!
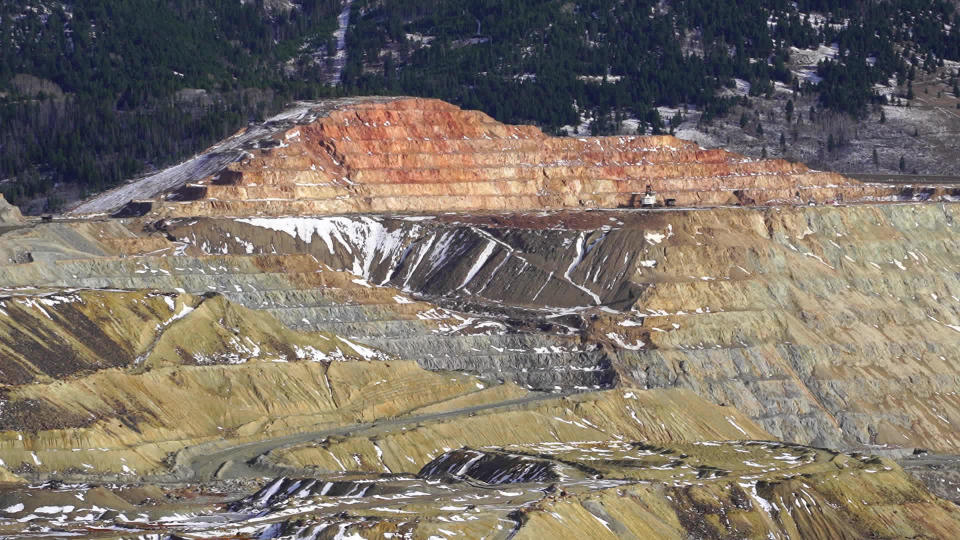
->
[4,0,960,211]
[0,0,343,211]
[344,0,960,129]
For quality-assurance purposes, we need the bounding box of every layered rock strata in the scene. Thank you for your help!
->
[0,97,958,537]
[4,203,960,457]
[70,98,939,218]
[159,205,960,453]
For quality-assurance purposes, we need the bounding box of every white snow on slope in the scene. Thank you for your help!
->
[564,232,602,304]
[459,240,497,289]
[235,216,410,280]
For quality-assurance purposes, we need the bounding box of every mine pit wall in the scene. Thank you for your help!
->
[615,202,960,453]
[167,202,960,452]
[106,96,941,218]
[164,217,649,309]
[163,217,637,388]
[156,217,620,390]
[616,202,960,452]
[68,96,960,220]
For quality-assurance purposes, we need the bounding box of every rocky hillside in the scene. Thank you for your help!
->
[0,194,21,226]
[71,97,949,217]
[156,203,960,453]
[11,0,960,215]
[1,97,960,538]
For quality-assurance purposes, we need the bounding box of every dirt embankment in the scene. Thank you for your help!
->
[0,194,23,226]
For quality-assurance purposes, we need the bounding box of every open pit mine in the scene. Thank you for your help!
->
[1,97,960,538]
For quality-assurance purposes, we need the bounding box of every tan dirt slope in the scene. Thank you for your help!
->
[0,194,22,225]
[1,97,958,538]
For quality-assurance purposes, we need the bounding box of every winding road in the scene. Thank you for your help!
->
[179,390,571,481]
[848,173,960,185]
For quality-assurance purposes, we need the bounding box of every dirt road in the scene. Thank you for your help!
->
[178,391,571,481]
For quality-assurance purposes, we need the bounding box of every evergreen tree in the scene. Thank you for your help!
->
[7,0,960,206]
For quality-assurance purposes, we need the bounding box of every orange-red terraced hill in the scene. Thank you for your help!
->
[72,97,918,218]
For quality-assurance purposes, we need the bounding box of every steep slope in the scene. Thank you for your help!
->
[0,194,21,226]
[607,204,960,452]
[0,287,452,476]
[70,98,936,218]
[6,204,960,464]
[148,203,960,453]
[2,97,960,537]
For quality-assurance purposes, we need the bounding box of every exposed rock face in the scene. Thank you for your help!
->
[5,203,960,458]
[0,194,22,225]
[5,97,960,537]
[70,97,939,218]
[609,204,960,452]
[0,284,458,474]
[151,205,960,453]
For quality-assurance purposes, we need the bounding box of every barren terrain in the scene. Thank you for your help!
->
[1,98,959,538]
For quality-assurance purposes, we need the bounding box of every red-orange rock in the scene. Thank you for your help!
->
[73,97,919,218]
